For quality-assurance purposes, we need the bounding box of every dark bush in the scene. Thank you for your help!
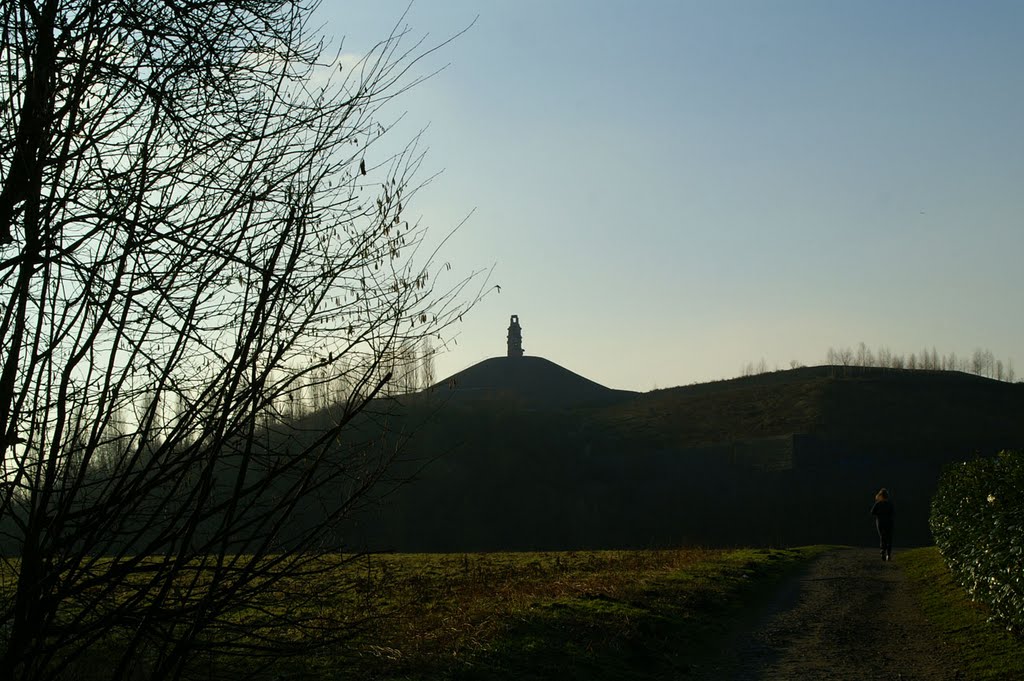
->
[930,450,1024,633]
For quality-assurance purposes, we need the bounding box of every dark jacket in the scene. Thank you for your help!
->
[871,499,895,529]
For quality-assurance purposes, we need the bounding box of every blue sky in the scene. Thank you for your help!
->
[318,1,1024,391]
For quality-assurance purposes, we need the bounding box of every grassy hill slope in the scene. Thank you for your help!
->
[337,362,1024,551]
[427,355,637,409]
[591,365,1024,451]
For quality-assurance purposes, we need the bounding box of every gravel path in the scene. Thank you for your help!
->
[692,547,964,681]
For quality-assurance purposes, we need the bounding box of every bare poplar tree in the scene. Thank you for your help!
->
[0,2,484,679]
[392,338,420,394]
[420,336,436,389]
[855,342,871,367]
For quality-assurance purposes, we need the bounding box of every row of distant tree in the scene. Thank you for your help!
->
[743,344,1016,382]
[101,336,440,440]
[270,337,437,421]
[826,344,1015,382]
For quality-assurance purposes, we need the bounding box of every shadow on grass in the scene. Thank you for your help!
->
[432,547,832,681]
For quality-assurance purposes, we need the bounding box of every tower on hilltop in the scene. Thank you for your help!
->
[507,315,523,357]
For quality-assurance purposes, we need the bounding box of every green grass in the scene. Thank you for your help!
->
[16,543,1024,679]
[4,546,831,679]
[901,546,1024,680]
[328,545,832,680]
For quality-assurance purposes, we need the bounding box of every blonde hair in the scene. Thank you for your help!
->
[875,488,889,502]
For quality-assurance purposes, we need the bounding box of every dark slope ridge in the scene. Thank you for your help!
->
[421,355,638,409]
[591,365,1024,451]
[340,364,1024,550]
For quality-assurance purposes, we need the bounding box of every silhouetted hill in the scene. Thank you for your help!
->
[337,363,1024,552]
[422,355,638,409]
[592,365,1024,451]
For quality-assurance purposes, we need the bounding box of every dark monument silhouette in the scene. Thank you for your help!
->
[422,314,634,409]
[507,314,523,357]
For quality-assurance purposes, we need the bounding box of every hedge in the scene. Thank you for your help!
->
[930,450,1024,634]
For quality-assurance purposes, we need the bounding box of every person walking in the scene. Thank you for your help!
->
[871,488,895,561]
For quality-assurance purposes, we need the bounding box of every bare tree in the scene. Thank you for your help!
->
[420,336,436,388]
[392,338,420,394]
[971,348,995,377]
[0,2,484,679]
[856,342,873,367]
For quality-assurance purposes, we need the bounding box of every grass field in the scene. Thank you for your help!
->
[276,545,830,680]
[1,547,822,679]
[901,546,1024,680]
[24,545,1019,680]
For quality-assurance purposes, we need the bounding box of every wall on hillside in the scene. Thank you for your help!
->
[338,430,997,552]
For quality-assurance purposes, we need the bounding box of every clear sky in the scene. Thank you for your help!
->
[316,1,1024,391]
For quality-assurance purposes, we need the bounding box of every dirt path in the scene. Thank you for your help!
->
[692,547,964,680]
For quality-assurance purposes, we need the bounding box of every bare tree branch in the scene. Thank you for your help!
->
[0,2,482,678]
